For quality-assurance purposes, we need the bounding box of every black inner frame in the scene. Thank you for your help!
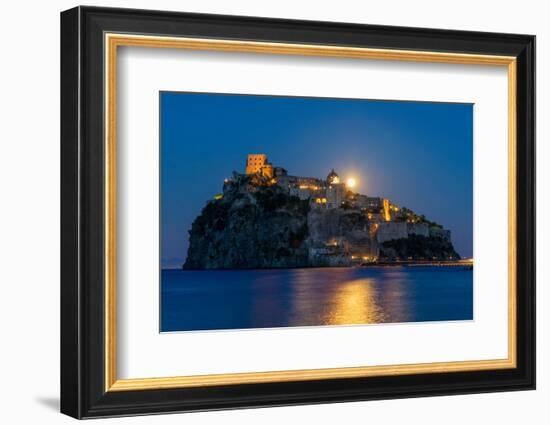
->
[60,6,535,419]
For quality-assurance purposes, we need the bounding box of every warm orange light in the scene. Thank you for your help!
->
[383,198,391,221]
[346,177,357,188]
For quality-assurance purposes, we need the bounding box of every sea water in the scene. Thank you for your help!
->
[161,267,473,332]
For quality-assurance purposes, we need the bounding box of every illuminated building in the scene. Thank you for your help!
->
[245,154,273,178]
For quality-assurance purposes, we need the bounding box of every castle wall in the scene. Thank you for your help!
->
[376,222,408,243]
[407,222,429,237]
[377,222,441,243]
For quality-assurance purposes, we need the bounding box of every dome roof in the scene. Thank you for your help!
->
[327,169,340,183]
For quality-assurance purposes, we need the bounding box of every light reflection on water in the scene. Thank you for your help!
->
[161,267,473,332]
[321,278,386,325]
[286,269,388,325]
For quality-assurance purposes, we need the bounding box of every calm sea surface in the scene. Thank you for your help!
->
[161,267,473,332]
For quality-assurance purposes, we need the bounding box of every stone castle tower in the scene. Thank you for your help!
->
[325,169,345,208]
[245,154,274,178]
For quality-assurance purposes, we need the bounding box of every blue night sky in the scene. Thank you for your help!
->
[161,92,473,268]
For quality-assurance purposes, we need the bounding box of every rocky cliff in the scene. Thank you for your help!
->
[183,174,460,269]
[184,175,310,269]
[379,234,460,261]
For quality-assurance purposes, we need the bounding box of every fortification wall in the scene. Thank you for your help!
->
[377,222,432,243]
[376,222,408,243]
[407,222,429,237]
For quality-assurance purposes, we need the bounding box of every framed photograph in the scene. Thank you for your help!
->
[60,6,535,419]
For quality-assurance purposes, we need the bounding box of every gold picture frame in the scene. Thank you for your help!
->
[104,33,517,392]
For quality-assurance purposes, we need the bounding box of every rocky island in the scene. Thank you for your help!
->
[183,154,460,269]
